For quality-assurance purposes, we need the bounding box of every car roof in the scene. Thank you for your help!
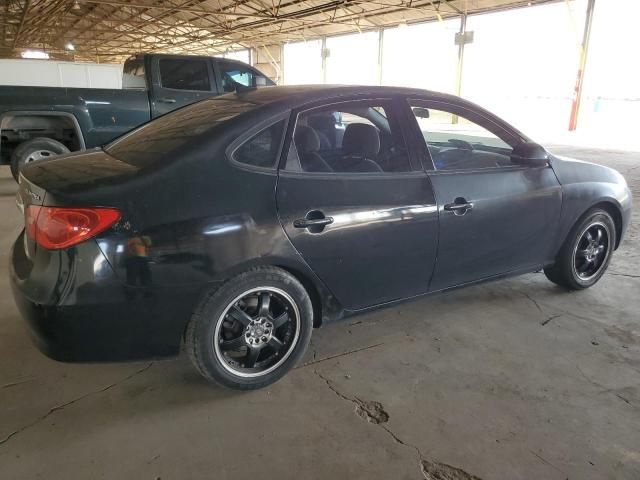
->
[130,53,248,63]
[228,84,458,109]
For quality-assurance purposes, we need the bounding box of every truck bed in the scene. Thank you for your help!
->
[0,85,151,159]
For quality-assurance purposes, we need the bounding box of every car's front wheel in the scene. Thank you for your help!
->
[185,267,313,390]
[544,208,616,290]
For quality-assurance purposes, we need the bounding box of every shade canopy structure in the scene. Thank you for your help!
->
[1,0,563,62]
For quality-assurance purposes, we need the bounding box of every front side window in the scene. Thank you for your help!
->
[159,58,210,91]
[219,61,269,92]
[289,101,411,174]
[233,120,286,169]
[410,101,514,171]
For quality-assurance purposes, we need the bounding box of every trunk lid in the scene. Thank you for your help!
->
[20,149,140,200]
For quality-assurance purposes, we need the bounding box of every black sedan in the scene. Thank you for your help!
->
[10,86,632,390]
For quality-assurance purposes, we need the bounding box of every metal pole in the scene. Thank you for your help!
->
[321,36,327,84]
[455,13,467,98]
[377,28,384,85]
[568,0,596,131]
[13,0,32,50]
[453,13,467,124]
[280,43,285,85]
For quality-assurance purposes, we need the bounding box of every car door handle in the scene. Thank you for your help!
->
[444,203,473,211]
[444,198,474,215]
[158,97,176,104]
[293,217,334,228]
[293,210,334,233]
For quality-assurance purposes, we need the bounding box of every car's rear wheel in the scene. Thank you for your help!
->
[544,208,616,290]
[10,137,70,181]
[185,266,313,390]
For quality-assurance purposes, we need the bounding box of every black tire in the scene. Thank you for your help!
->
[10,137,70,181]
[544,208,616,290]
[185,266,313,390]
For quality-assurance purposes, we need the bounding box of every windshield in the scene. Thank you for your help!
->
[106,98,260,167]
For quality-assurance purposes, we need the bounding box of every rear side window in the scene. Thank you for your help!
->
[233,120,286,169]
[159,58,210,91]
[122,57,146,89]
[288,100,411,174]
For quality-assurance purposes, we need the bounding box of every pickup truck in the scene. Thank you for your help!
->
[0,53,274,180]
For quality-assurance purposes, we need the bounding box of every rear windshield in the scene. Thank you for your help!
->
[106,98,260,167]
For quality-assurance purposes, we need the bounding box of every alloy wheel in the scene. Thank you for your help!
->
[572,221,610,281]
[213,287,300,378]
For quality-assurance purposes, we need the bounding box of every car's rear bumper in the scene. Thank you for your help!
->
[10,280,184,362]
[9,232,204,362]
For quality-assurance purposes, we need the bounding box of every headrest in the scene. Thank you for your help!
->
[308,114,335,131]
[342,123,380,157]
[294,126,320,154]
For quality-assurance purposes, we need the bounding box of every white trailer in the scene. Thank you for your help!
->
[0,59,123,89]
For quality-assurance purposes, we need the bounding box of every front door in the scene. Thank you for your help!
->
[150,56,217,117]
[276,98,439,311]
[407,99,562,291]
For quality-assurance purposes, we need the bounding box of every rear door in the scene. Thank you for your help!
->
[276,97,439,311]
[150,56,217,117]
[406,98,562,291]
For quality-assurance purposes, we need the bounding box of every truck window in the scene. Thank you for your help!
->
[159,58,210,91]
[123,57,146,89]
[219,61,269,93]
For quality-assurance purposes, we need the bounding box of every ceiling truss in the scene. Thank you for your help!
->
[0,0,560,62]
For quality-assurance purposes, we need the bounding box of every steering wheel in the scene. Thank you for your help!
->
[448,138,474,151]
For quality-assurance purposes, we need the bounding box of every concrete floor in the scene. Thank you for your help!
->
[0,147,638,480]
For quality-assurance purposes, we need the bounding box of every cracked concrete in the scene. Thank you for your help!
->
[421,460,482,480]
[1,147,639,480]
[0,363,153,446]
[314,370,389,424]
[314,369,477,479]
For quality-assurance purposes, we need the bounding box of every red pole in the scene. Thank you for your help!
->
[569,0,596,131]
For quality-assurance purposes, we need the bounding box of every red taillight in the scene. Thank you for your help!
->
[26,206,120,250]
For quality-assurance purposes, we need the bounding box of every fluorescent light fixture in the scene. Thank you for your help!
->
[21,50,49,59]
[65,42,75,51]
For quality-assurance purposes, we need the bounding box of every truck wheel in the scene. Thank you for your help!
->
[10,137,70,181]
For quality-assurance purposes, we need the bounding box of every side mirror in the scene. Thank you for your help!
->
[511,142,549,166]
[413,107,430,119]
